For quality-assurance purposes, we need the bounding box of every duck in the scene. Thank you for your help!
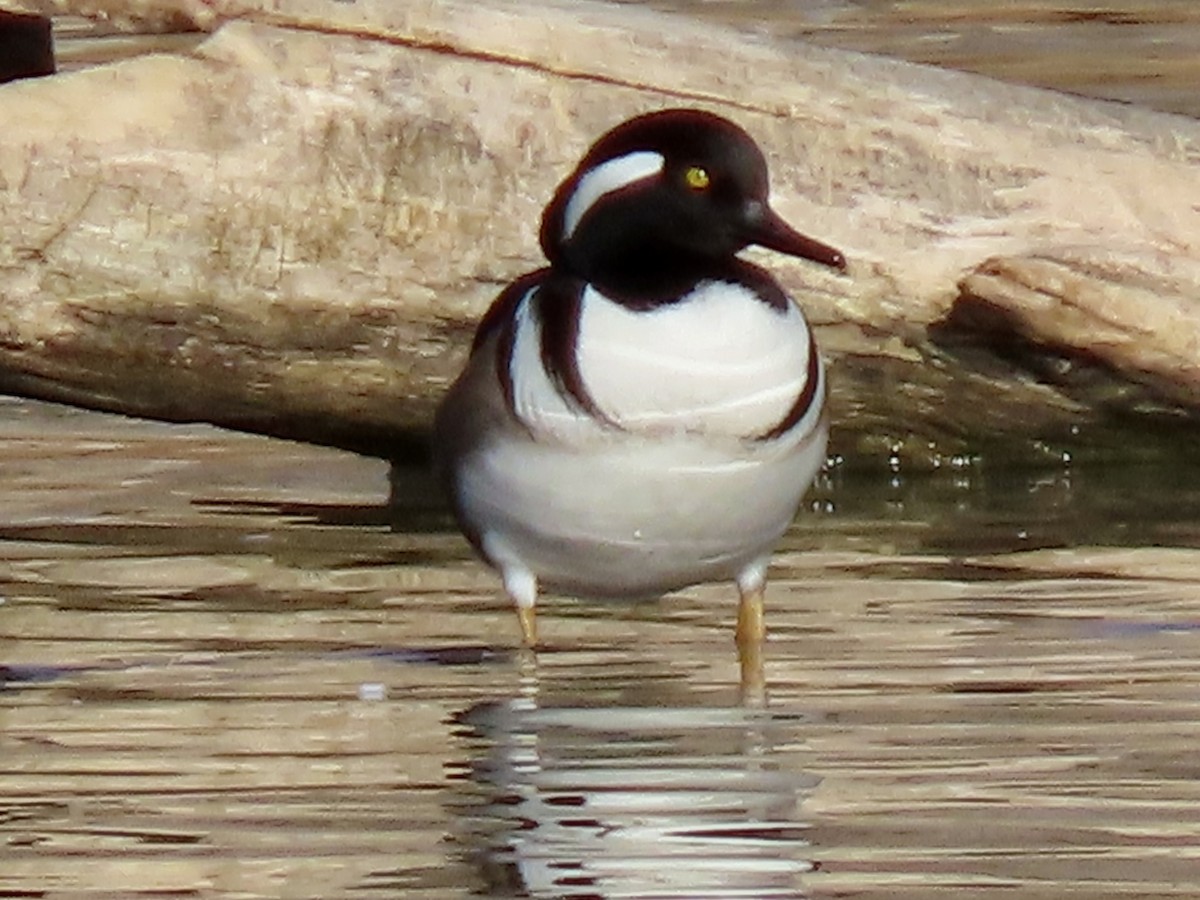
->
[434,108,846,661]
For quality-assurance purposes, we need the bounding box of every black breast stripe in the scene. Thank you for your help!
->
[536,277,617,425]
[492,272,619,430]
[473,268,550,354]
[756,331,822,442]
[487,272,550,426]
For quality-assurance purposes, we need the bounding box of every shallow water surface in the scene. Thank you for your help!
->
[3,399,1200,898]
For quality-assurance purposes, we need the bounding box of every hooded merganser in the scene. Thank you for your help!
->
[434,108,846,655]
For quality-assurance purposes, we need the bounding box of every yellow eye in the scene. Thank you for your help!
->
[684,165,710,191]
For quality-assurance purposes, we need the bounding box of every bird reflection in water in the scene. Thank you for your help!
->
[448,655,820,899]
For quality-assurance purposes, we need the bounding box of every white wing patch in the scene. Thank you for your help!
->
[575,282,814,439]
[561,151,665,240]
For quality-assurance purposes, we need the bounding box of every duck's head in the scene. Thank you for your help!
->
[539,108,845,293]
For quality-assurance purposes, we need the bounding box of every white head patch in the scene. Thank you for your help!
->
[561,150,665,241]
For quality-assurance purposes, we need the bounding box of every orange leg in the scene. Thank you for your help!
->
[516,604,538,647]
[735,567,768,703]
[502,564,540,648]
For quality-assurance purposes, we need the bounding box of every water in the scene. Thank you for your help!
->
[3,397,1200,898]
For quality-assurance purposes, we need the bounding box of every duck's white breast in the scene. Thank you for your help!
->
[574,281,812,438]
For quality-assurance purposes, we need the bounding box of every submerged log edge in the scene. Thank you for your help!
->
[3,0,1200,467]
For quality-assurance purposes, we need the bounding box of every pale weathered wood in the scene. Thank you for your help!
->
[2,0,1200,462]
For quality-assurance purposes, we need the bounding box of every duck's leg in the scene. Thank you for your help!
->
[735,560,769,702]
[735,559,768,646]
[502,563,540,647]
[517,606,538,647]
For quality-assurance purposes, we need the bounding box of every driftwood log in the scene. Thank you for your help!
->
[2,0,1200,465]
